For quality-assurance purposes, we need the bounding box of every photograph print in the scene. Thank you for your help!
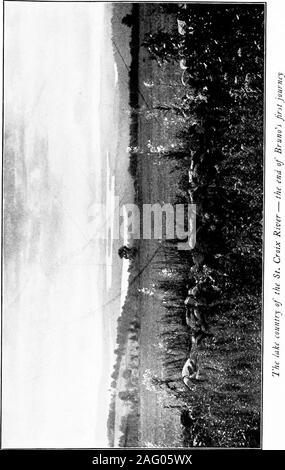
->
[2,1,264,448]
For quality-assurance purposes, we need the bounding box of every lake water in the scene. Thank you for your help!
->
[3,2,133,447]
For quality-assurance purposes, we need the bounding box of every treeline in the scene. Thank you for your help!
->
[126,4,140,181]
[107,361,140,447]
[109,301,140,391]
[107,254,141,447]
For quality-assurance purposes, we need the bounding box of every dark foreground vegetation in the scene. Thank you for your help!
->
[109,3,264,448]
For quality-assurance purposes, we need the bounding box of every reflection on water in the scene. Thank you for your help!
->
[105,151,116,290]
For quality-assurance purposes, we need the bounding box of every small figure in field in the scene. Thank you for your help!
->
[118,246,137,260]
[181,351,201,389]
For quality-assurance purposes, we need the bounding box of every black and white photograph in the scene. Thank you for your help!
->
[1,0,282,453]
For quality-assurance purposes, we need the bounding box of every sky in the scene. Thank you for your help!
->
[3,1,131,448]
